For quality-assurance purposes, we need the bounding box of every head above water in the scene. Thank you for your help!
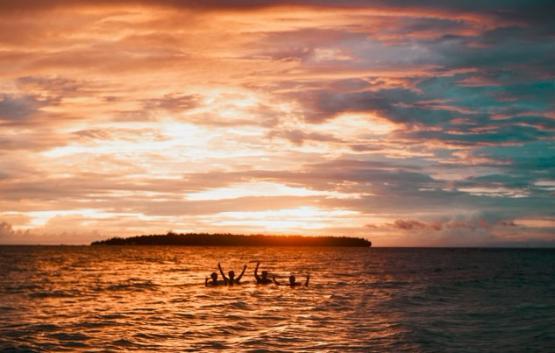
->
[228,270,235,279]
[210,272,217,281]
[289,275,296,284]
[261,270,268,279]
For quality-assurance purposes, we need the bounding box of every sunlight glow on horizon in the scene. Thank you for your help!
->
[208,206,362,231]
[0,1,553,246]
[185,182,364,201]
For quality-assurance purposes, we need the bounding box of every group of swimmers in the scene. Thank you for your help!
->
[205,261,310,287]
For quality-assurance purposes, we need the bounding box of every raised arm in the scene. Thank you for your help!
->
[237,264,247,281]
[305,274,310,287]
[254,262,260,281]
[218,263,228,282]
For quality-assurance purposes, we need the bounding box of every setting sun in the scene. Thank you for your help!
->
[0,2,553,353]
[0,0,553,248]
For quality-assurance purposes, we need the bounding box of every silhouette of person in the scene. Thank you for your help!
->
[254,261,273,284]
[218,262,247,286]
[273,273,310,287]
[205,272,225,287]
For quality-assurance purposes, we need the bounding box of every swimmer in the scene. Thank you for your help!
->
[253,261,273,284]
[273,273,310,287]
[218,262,247,286]
[205,272,225,287]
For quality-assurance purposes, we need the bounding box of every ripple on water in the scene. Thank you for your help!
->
[96,313,127,319]
[27,323,61,332]
[106,279,158,291]
[0,346,41,353]
[0,247,553,353]
[29,290,80,298]
[110,338,136,348]
[47,332,90,341]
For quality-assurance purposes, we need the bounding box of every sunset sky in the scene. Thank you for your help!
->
[0,1,554,246]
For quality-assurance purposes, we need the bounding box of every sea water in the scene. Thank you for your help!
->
[0,246,553,352]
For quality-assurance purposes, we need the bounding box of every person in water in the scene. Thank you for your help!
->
[205,272,226,287]
[273,273,310,287]
[218,262,247,285]
[253,261,273,284]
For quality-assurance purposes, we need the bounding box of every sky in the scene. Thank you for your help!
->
[0,0,554,246]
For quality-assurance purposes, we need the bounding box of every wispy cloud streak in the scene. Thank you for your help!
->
[0,1,553,245]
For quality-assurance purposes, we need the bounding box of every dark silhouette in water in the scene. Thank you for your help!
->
[254,261,272,284]
[205,272,226,287]
[218,262,247,286]
[273,274,310,287]
[91,232,371,247]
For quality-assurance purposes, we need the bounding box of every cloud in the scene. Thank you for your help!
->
[391,217,511,232]
[0,1,551,21]
[0,1,554,245]
[268,129,343,145]
[16,76,84,95]
[0,221,16,238]
[143,94,200,113]
[393,219,442,231]
[0,221,35,244]
[0,220,107,245]
[0,94,42,121]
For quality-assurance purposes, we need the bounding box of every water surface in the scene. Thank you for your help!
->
[0,246,553,352]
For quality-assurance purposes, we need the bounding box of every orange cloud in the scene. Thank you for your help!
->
[0,1,553,246]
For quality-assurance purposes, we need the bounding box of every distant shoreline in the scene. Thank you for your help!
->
[91,232,372,247]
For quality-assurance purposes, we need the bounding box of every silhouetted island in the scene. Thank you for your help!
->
[91,232,371,247]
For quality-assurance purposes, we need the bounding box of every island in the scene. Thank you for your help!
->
[91,232,371,247]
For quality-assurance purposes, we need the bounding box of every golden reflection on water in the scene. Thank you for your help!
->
[4,247,552,352]
[1,246,408,352]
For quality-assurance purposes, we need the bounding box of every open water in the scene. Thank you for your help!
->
[0,246,553,352]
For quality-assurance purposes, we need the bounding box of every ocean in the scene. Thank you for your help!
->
[0,246,553,352]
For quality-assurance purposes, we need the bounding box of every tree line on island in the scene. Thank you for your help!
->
[91,232,372,247]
